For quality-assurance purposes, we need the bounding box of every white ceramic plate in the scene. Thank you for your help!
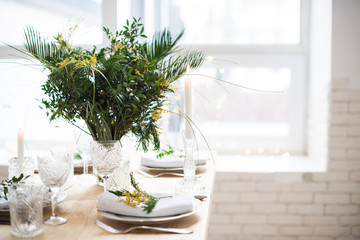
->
[139,166,183,171]
[140,161,206,172]
[97,198,201,225]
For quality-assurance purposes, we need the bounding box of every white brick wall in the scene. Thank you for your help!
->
[207,1,360,239]
[208,77,360,240]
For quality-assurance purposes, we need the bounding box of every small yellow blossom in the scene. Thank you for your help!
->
[116,42,124,50]
[118,189,150,208]
[160,82,175,89]
[151,109,167,121]
[134,69,144,78]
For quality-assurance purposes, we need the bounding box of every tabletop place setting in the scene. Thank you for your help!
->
[0,126,213,239]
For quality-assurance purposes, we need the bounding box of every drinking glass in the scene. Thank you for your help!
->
[37,149,72,225]
[74,129,93,177]
[90,141,121,192]
[76,143,92,177]
[9,184,45,238]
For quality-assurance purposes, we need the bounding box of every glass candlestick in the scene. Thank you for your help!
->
[8,156,34,182]
[175,131,205,195]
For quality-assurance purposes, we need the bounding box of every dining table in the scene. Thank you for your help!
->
[0,161,215,240]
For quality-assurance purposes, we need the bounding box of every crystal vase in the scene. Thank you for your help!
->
[90,141,129,191]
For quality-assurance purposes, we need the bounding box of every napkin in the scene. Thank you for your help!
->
[140,154,208,168]
[97,192,193,218]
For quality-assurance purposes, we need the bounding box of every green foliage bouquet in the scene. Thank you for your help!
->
[14,18,204,151]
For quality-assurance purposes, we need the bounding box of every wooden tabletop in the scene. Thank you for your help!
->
[0,163,215,240]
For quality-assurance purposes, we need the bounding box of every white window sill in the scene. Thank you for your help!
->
[214,155,327,173]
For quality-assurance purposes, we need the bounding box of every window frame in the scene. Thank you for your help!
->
[0,0,310,155]
[178,0,310,155]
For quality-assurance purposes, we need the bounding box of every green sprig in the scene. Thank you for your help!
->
[155,145,184,159]
[0,174,30,201]
[155,145,175,159]
[110,172,171,214]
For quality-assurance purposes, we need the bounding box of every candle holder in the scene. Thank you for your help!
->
[175,131,205,195]
[8,157,34,181]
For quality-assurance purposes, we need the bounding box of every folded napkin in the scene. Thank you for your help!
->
[97,192,193,218]
[140,154,208,168]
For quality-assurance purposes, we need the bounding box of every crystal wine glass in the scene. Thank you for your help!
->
[90,141,121,192]
[74,129,93,178]
[37,149,72,225]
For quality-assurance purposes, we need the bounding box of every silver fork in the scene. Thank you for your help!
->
[137,169,184,178]
[95,220,193,234]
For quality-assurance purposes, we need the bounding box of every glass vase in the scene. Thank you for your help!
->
[90,141,129,192]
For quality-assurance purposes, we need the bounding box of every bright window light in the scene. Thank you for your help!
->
[0,0,103,46]
[134,0,301,45]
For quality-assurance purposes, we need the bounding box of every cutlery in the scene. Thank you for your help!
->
[137,169,184,178]
[95,220,193,234]
[194,195,207,201]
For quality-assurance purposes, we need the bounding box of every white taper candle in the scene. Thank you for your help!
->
[17,129,24,173]
[185,65,193,139]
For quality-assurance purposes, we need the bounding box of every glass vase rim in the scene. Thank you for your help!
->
[93,140,121,144]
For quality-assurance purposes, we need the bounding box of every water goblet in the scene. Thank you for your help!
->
[37,149,72,225]
[76,142,92,177]
[74,129,93,178]
[90,141,121,192]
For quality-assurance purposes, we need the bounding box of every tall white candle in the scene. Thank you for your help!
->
[17,129,24,173]
[185,65,193,139]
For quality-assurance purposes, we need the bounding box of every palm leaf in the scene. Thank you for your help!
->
[162,51,204,81]
[23,25,57,66]
[143,28,184,62]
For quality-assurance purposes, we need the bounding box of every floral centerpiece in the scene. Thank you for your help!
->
[14,18,204,151]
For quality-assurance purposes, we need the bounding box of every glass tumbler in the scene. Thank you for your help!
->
[9,184,45,238]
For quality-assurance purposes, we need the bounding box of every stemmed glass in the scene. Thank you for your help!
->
[90,141,121,192]
[76,142,92,177]
[37,149,72,225]
[74,129,93,178]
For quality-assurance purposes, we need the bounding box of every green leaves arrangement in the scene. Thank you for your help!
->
[16,18,204,150]
[155,145,175,159]
[0,174,30,201]
[110,172,171,214]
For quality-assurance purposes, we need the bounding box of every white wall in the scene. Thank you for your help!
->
[208,1,360,239]
[332,0,360,89]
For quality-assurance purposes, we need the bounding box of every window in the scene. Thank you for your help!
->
[119,0,308,154]
[0,0,106,152]
[0,0,308,155]
[0,0,103,46]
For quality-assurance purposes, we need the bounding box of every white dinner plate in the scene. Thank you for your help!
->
[97,198,202,225]
[140,161,206,172]
[139,166,183,171]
